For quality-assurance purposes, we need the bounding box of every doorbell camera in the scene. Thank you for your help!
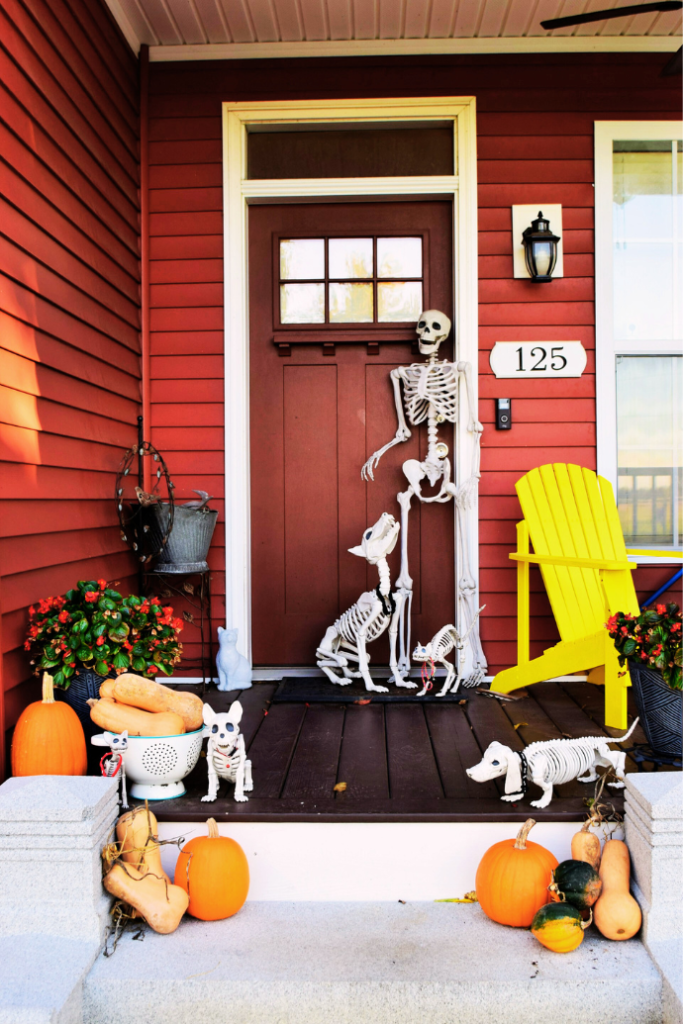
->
[495,398,512,430]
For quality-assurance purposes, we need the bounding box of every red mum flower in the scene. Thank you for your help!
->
[58,610,69,623]
[656,604,667,615]
[23,640,31,651]
[671,622,681,632]
[171,618,184,631]
[98,579,107,589]
[28,606,36,619]
[620,625,629,635]
[96,636,105,646]
[85,591,98,603]
[150,597,161,606]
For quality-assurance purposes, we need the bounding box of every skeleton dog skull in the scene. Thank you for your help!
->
[416,310,452,356]
[348,511,400,564]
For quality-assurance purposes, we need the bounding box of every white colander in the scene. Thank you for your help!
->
[92,729,203,801]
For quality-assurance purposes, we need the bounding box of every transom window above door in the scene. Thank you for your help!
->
[279,236,424,325]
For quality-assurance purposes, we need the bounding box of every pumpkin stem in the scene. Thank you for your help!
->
[513,818,537,850]
[207,818,219,839]
[42,672,56,704]
[581,907,593,931]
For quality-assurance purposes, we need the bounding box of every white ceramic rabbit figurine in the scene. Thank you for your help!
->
[216,627,252,691]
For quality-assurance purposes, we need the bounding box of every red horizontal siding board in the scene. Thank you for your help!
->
[150,261,223,284]
[0,499,120,539]
[149,163,223,189]
[149,140,222,165]
[477,136,593,159]
[150,308,223,332]
[150,188,223,213]
[150,379,223,403]
[150,330,223,354]
[478,160,594,184]
[151,403,225,426]
[150,235,223,260]
[150,117,222,141]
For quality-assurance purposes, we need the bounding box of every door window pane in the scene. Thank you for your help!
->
[280,283,325,323]
[280,239,325,280]
[328,238,373,279]
[612,141,683,340]
[329,282,373,322]
[378,281,423,322]
[377,237,422,278]
[616,355,682,545]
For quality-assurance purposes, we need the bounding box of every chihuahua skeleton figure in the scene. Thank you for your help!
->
[361,311,486,684]
[202,701,253,803]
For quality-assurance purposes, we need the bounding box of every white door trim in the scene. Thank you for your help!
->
[222,97,480,664]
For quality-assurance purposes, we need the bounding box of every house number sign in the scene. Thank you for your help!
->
[489,341,587,379]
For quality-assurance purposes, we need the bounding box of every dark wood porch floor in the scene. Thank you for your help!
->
[149,678,667,824]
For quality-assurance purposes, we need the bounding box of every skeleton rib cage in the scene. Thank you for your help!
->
[400,362,460,426]
[334,593,391,651]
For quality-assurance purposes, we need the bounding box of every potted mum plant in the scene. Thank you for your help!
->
[25,579,183,734]
[607,602,682,757]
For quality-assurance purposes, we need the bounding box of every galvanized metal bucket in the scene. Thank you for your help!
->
[151,503,218,573]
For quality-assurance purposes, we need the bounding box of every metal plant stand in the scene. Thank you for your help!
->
[145,568,214,694]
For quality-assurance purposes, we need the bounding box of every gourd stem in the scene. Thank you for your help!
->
[207,818,219,839]
[42,672,55,704]
[514,818,537,850]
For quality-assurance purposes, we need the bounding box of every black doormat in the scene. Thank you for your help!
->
[271,676,470,703]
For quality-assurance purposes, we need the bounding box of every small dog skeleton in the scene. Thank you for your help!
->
[202,701,253,803]
[412,606,485,697]
[466,719,640,809]
[100,730,129,809]
[316,512,415,693]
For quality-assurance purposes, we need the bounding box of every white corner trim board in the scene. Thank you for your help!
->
[147,36,681,62]
[222,97,480,665]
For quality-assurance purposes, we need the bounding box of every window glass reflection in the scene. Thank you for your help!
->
[329,282,373,323]
[377,237,422,278]
[280,239,325,280]
[617,355,682,545]
[378,281,423,322]
[328,238,373,279]
[280,283,325,323]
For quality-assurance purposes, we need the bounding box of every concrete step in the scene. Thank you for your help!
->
[83,902,663,1024]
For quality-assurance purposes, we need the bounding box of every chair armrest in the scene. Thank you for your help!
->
[625,549,683,561]
[510,553,635,571]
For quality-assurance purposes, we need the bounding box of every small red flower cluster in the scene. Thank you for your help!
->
[606,602,681,691]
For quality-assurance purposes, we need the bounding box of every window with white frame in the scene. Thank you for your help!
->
[595,123,682,552]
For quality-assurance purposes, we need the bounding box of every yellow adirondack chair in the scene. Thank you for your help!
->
[491,463,682,729]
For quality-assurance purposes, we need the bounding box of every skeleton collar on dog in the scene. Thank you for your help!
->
[518,750,528,795]
[376,585,396,618]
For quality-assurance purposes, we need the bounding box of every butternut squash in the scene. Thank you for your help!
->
[571,822,601,871]
[103,862,188,934]
[116,806,170,885]
[593,839,642,941]
[99,679,117,699]
[87,697,185,736]
[113,674,203,732]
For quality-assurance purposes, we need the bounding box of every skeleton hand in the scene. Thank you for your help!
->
[361,428,411,481]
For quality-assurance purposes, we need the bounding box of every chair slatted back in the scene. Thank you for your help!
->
[516,464,639,642]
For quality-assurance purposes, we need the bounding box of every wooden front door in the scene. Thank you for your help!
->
[249,201,454,666]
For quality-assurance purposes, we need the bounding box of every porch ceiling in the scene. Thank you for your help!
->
[104,0,682,58]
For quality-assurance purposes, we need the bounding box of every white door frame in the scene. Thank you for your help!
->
[222,97,480,665]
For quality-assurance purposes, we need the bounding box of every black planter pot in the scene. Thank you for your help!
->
[57,669,105,771]
[628,662,682,757]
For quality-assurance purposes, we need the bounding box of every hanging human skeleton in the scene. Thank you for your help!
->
[361,310,487,685]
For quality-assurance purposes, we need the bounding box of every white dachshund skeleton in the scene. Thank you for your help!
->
[361,310,486,684]
[466,719,640,809]
[412,606,485,698]
[201,701,253,803]
[316,513,416,693]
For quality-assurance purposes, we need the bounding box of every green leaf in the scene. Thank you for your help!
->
[132,657,147,672]
[622,638,637,656]
[108,624,130,642]
[108,611,122,625]
[76,647,94,661]
[40,655,61,668]
[112,651,130,669]
[157,663,173,676]
[95,660,109,676]
[93,622,107,638]
[62,664,74,679]
[99,598,116,612]
[65,590,79,602]
[52,671,66,688]
[126,595,141,608]
[105,589,122,602]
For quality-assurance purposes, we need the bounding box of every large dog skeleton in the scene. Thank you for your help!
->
[361,311,486,684]
[316,513,416,693]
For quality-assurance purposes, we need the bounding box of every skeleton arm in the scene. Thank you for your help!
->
[456,361,483,436]
[361,368,411,481]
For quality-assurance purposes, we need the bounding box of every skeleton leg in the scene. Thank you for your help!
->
[232,738,248,802]
[120,765,129,810]
[357,604,389,693]
[435,656,457,697]
[202,759,220,802]
[388,590,417,688]
[244,759,253,792]
[528,756,554,809]
[455,500,487,686]
[316,626,355,685]
[606,750,627,788]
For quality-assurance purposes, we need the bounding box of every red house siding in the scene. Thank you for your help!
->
[0,0,140,769]
[146,54,681,674]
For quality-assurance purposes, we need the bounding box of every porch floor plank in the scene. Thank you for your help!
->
[336,704,390,801]
[148,681,668,824]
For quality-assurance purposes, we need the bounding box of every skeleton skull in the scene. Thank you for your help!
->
[348,512,399,564]
[416,310,451,355]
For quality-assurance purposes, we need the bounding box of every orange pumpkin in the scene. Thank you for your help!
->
[475,818,559,927]
[11,672,87,777]
[174,818,249,920]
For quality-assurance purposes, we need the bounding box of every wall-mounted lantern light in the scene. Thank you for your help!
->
[521,210,561,282]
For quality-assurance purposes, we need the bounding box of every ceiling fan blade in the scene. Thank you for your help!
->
[661,44,682,74]
[541,1,681,30]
